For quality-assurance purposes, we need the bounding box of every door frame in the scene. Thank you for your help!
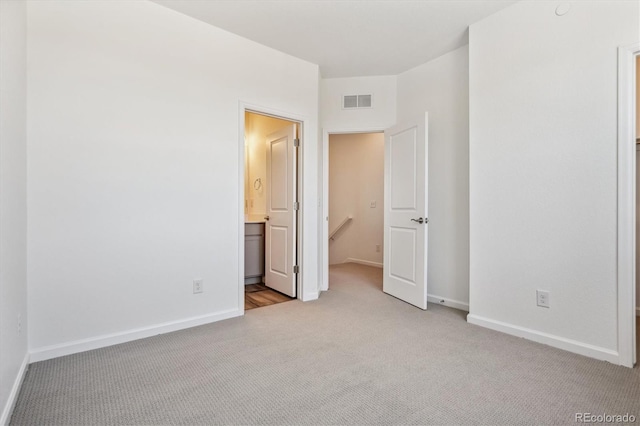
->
[239,102,305,311]
[617,42,639,368]
[321,126,385,291]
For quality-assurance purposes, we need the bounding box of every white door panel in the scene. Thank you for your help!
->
[270,138,288,210]
[389,227,417,283]
[265,124,297,297]
[389,131,417,210]
[269,226,288,275]
[384,113,428,309]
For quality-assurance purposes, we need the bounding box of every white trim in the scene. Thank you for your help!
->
[0,353,29,426]
[321,127,386,292]
[467,314,620,364]
[238,104,247,315]
[344,258,383,268]
[239,102,308,303]
[302,291,319,302]
[617,43,640,368]
[427,294,469,312]
[30,309,242,362]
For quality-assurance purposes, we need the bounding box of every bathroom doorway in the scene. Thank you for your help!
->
[242,110,300,310]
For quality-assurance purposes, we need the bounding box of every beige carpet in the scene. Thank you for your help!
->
[11,263,640,425]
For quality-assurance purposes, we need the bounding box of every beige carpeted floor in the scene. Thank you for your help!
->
[10,263,640,425]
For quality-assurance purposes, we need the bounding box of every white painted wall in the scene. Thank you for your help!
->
[320,76,397,131]
[319,75,396,289]
[27,0,320,357]
[245,113,291,217]
[0,0,28,422]
[468,0,638,359]
[397,46,470,310]
[328,133,384,267]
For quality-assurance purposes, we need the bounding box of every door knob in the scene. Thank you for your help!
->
[264,216,270,221]
[411,217,424,224]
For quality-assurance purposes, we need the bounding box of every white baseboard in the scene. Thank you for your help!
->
[0,352,29,426]
[427,294,469,312]
[30,309,242,363]
[344,258,383,268]
[467,314,620,364]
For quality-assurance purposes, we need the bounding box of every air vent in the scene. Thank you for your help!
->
[343,94,373,109]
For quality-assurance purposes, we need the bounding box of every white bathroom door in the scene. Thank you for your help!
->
[383,113,428,309]
[265,124,297,297]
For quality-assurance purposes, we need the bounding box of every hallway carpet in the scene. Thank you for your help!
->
[11,263,640,425]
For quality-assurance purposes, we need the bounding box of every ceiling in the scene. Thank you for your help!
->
[152,0,515,78]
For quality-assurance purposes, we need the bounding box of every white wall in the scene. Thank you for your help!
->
[0,0,28,422]
[319,75,396,289]
[397,45,470,310]
[27,0,320,358]
[328,133,384,267]
[320,76,397,131]
[245,113,291,217]
[468,0,638,361]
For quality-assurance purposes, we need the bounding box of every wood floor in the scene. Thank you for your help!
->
[245,283,294,310]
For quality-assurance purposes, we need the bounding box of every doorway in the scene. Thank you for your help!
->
[322,114,430,310]
[322,128,383,293]
[242,109,300,311]
[328,132,384,270]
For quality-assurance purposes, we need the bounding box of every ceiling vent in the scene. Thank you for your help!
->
[343,94,372,109]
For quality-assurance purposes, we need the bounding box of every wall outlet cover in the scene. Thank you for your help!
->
[536,290,550,308]
[193,279,204,294]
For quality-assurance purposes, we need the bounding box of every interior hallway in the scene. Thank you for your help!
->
[10,264,640,425]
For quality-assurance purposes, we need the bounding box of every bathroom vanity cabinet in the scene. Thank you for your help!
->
[244,221,265,284]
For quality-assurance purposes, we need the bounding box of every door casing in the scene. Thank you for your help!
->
[321,127,386,291]
[617,43,639,368]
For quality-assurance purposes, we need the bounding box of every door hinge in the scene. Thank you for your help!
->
[294,201,300,211]
[293,138,300,147]
[293,265,299,274]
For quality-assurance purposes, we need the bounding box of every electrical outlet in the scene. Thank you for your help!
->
[536,290,550,308]
[370,201,377,208]
[193,279,203,294]
[376,244,381,253]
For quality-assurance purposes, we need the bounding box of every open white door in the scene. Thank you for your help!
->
[265,124,298,297]
[383,113,428,309]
